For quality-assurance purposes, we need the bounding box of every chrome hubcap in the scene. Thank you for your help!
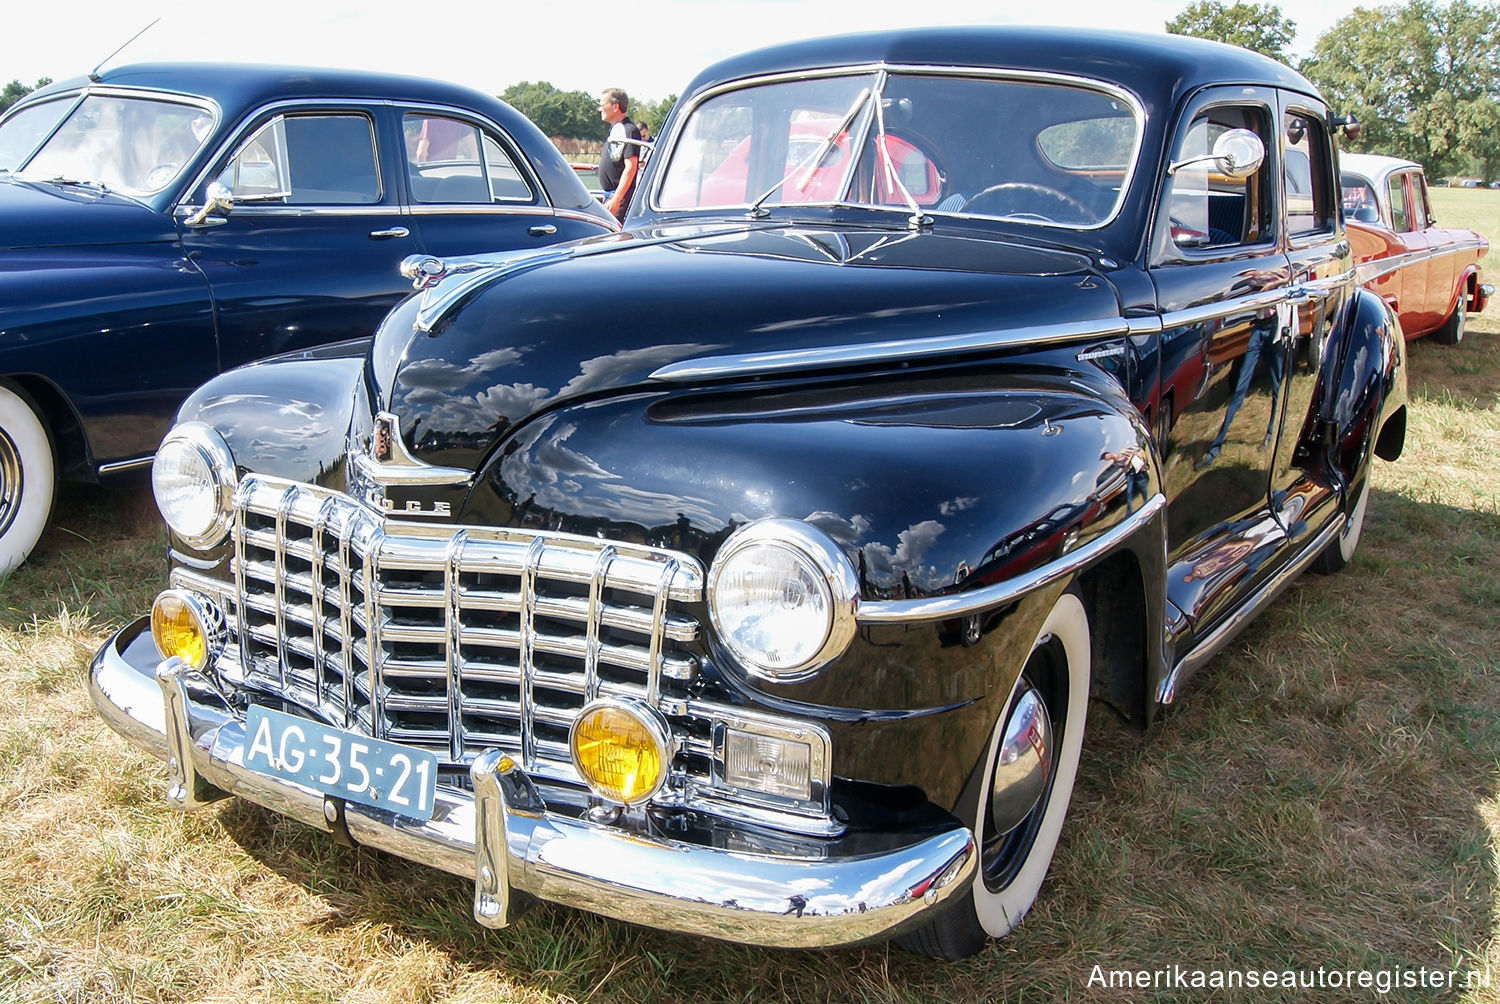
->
[0,426,22,539]
[989,685,1053,836]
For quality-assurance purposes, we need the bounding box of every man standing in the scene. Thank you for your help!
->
[597,88,641,223]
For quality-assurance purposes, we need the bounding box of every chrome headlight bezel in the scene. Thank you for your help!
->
[706,518,860,683]
[152,422,237,550]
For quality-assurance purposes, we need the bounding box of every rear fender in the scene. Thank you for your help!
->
[1314,287,1407,481]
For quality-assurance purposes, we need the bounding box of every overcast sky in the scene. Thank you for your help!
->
[4,0,1370,104]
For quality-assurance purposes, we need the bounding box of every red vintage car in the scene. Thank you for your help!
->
[1342,153,1491,343]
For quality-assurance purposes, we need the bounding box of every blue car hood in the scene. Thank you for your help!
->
[0,174,176,249]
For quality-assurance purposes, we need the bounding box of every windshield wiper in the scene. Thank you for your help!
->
[36,175,152,210]
[747,86,871,218]
[871,95,931,230]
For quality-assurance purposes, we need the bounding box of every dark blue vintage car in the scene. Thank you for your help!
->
[0,63,616,573]
[92,29,1405,959]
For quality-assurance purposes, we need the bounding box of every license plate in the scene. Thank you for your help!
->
[243,706,439,821]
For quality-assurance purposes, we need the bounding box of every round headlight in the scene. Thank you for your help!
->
[152,422,236,549]
[570,699,672,805]
[150,589,226,671]
[707,518,859,683]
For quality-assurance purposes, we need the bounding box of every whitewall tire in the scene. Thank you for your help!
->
[0,382,56,576]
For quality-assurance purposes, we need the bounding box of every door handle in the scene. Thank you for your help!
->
[369,227,410,240]
[528,224,558,236]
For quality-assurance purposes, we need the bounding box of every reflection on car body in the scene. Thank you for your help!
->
[92,29,1408,962]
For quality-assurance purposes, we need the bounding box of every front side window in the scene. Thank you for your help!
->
[656,71,1139,228]
[14,93,213,195]
[1407,172,1429,228]
[1282,111,1333,237]
[1165,104,1273,249]
[214,112,379,205]
[403,113,535,204]
[1388,174,1410,232]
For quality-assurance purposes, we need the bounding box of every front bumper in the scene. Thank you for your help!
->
[89,618,976,948]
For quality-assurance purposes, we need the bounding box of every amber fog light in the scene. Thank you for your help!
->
[150,590,225,671]
[569,699,672,805]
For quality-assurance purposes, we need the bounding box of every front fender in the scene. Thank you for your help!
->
[175,338,372,489]
[460,358,1160,806]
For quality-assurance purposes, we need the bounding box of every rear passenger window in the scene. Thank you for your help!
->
[404,112,535,204]
[215,113,380,205]
[1166,105,1273,249]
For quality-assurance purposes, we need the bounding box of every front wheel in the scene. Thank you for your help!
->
[1312,474,1370,575]
[0,381,57,576]
[898,589,1091,960]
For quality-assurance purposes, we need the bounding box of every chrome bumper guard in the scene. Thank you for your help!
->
[90,621,976,948]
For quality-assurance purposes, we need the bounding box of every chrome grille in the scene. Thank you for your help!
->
[224,474,703,785]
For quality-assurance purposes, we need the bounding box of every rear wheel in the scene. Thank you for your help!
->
[1433,290,1467,345]
[0,381,57,576]
[898,589,1091,960]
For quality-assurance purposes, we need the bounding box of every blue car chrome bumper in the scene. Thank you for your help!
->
[89,618,977,948]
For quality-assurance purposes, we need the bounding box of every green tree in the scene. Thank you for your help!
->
[1302,0,1500,180]
[1167,1,1297,61]
[500,81,602,141]
[632,94,677,140]
[1,77,53,114]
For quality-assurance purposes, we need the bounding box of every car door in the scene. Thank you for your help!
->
[178,103,420,372]
[1385,169,1434,335]
[1275,98,1348,550]
[399,109,608,256]
[1146,86,1295,635]
[1409,169,1457,324]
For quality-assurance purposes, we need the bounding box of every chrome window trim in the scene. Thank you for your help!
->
[648,63,1146,232]
[400,106,545,208]
[176,103,386,212]
[649,316,1130,383]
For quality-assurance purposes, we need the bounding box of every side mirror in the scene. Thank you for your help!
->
[184,182,234,227]
[1168,128,1266,179]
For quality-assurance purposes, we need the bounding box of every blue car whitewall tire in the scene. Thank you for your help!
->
[0,381,55,576]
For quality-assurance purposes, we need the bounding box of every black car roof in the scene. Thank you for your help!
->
[682,26,1318,104]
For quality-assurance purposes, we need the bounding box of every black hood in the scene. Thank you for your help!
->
[372,222,1124,471]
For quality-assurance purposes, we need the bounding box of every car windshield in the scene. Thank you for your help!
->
[656,70,1140,228]
[6,93,214,196]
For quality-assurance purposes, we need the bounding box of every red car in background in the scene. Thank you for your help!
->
[1342,152,1491,343]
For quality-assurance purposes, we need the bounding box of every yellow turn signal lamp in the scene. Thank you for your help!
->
[150,590,224,671]
[569,699,672,805]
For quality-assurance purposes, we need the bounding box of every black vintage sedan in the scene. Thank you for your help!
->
[91,29,1406,960]
[0,63,616,573]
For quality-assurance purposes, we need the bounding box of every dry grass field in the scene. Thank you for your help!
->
[2,189,1498,1003]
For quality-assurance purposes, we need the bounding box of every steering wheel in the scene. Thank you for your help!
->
[145,163,181,189]
[961,182,1091,223]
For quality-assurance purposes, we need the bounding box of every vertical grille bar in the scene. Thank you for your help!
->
[363,527,387,739]
[583,545,616,704]
[518,536,546,770]
[337,514,357,730]
[233,494,250,681]
[445,530,469,763]
[646,559,678,705]
[272,486,298,692]
[310,497,333,714]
